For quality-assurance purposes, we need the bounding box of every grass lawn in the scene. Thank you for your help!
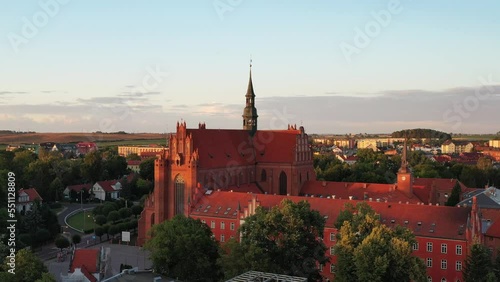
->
[67,210,98,232]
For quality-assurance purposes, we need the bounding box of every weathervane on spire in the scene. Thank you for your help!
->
[250,55,252,68]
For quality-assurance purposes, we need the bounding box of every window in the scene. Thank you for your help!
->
[427,277,432,282]
[441,243,447,254]
[211,221,215,229]
[330,264,335,273]
[330,246,335,255]
[441,259,447,269]
[427,242,433,252]
[319,264,323,272]
[413,242,419,251]
[221,222,225,230]
[230,222,235,230]
[456,245,462,255]
[441,278,446,282]
[426,258,432,268]
[456,261,462,271]
[330,233,335,241]
[201,219,206,224]
[220,234,225,242]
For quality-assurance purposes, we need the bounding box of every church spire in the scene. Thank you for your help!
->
[399,138,408,173]
[242,59,258,135]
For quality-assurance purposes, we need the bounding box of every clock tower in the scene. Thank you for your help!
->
[242,62,258,136]
[397,138,413,198]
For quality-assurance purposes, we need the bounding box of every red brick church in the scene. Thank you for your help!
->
[138,66,498,282]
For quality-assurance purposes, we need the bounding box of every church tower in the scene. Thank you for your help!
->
[242,62,258,135]
[397,138,413,198]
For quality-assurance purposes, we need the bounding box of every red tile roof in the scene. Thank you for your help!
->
[187,129,302,168]
[80,265,97,282]
[414,178,466,192]
[66,184,92,193]
[127,160,142,166]
[70,249,99,274]
[95,180,120,192]
[18,188,42,203]
[300,181,421,204]
[191,191,470,240]
[218,183,263,194]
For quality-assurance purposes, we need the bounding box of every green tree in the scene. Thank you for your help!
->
[34,228,51,248]
[145,215,222,282]
[118,207,132,219]
[35,272,57,282]
[463,244,495,282]
[221,199,328,281]
[108,225,119,239]
[94,215,107,225]
[139,158,155,180]
[72,234,81,248]
[446,181,462,206]
[49,177,64,202]
[131,205,143,218]
[107,211,120,223]
[54,235,70,251]
[95,226,105,242]
[334,202,426,282]
[82,151,103,183]
[1,248,53,282]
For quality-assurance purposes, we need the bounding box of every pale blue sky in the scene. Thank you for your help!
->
[1,0,499,134]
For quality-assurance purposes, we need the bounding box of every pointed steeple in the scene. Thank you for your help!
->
[246,62,255,97]
[399,138,408,173]
[242,59,258,135]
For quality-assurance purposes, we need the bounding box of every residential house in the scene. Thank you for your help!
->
[17,188,42,213]
[490,139,500,149]
[64,184,93,200]
[441,140,474,154]
[77,142,98,155]
[93,180,122,201]
[52,143,78,158]
[127,160,141,173]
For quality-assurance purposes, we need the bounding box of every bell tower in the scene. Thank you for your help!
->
[242,61,258,136]
[397,138,413,198]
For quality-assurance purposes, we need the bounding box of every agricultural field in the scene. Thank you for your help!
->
[0,132,168,148]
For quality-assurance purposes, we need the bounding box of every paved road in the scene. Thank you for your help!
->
[36,203,99,261]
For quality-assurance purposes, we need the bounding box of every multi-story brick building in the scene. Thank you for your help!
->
[138,67,498,281]
[117,145,166,158]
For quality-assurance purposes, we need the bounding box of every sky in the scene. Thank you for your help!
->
[0,0,499,134]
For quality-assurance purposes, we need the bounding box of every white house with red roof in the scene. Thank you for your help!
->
[61,247,109,282]
[17,188,42,213]
[92,180,122,201]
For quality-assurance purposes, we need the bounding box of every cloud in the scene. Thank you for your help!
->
[0,91,28,95]
[1,84,499,134]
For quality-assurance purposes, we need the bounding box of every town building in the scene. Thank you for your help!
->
[92,180,122,201]
[61,247,110,282]
[127,160,142,173]
[16,188,42,213]
[117,145,166,158]
[441,140,474,154]
[64,184,93,200]
[138,67,497,282]
[489,139,500,149]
